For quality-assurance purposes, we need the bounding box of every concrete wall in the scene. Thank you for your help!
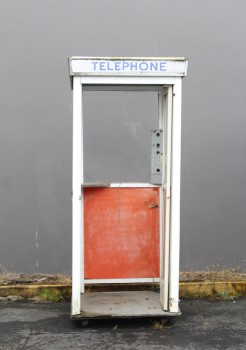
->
[0,0,245,273]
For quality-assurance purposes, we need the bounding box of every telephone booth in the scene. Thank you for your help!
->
[68,57,188,319]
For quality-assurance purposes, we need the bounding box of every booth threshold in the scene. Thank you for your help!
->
[72,291,181,319]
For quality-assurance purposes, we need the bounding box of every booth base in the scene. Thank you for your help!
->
[72,291,181,319]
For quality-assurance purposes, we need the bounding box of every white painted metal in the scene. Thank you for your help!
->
[169,79,182,313]
[83,85,164,91]
[85,278,160,284]
[158,86,165,308]
[158,86,172,311]
[80,76,179,86]
[160,86,173,310]
[109,183,159,188]
[80,84,85,296]
[82,183,160,188]
[72,77,83,316]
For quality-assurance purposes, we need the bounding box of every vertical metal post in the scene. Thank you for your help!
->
[164,86,173,311]
[158,87,165,308]
[159,86,173,311]
[72,77,83,315]
[169,78,182,313]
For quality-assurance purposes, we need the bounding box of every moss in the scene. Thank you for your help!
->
[38,287,64,302]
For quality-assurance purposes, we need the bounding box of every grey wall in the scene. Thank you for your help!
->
[0,0,245,273]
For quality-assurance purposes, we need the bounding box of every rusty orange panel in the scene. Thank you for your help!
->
[84,187,160,279]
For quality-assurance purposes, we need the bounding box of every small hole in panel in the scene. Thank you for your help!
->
[156,169,160,172]
[156,143,160,148]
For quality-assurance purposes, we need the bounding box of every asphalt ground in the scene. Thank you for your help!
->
[0,299,245,350]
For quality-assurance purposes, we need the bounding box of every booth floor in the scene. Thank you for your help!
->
[77,291,180,318]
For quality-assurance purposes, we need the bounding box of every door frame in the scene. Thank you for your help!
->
[72,75,182,315]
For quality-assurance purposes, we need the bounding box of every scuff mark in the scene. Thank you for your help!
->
[35,224,39,270]
[35,224,39,249]
[149,203,159,209]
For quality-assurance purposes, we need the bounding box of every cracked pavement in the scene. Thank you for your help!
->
[0,299,245,349]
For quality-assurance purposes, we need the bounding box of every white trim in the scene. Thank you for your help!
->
[159,86,173,311]
[84,278,160,284]
[158,87,164,287]
[109,183,159,188]
[83,85,165,92]
[82,183,160,188]
[169,79,182,313]
[80,84,84,296]
[164,86,173,310]
[72,77,82,315]
[80,76,178,86]
[159,188,164,289]
[71,56,187,60]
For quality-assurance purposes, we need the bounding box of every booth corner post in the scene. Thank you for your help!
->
[69,57,188,319]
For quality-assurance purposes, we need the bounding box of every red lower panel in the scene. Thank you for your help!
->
[84,187,160,279]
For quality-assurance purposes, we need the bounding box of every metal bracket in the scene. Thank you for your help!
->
[150,129,163,185]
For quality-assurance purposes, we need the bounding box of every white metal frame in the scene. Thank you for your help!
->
[72,74,183,316]
[72,77,83,315]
